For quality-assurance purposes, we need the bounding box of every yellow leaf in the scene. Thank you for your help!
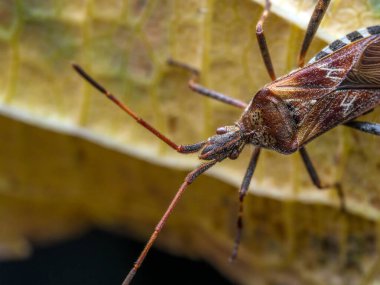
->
[1,0,380,284]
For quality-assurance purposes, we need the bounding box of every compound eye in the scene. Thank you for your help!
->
[229,149,239,160]
[216,127,227,134]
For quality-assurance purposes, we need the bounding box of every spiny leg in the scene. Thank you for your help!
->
[73,64,206,153]
[230,148,261,261]
[299,147,345,211]
[122,160,217,285]
[344,121,380,136]
[167,59,247,109]
[298,0,331,67]
[256,0,276,81]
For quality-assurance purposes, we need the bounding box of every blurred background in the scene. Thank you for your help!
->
[1,0,380,284]
[0,229,232,284]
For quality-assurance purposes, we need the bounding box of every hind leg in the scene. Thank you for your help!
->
[344,121,380,136]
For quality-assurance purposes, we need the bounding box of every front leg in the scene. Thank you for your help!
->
[299,147,345,211]
[230,148,261,261]
[167,59,247,109]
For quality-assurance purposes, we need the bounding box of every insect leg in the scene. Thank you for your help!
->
[344,121,380,136]
[167,59,247,109]
[299,147,345,211]
[122,160,217,285]
[256,0,276,80]
[298,0,331,67]
[230,148,261,261]
[73,64,206,154]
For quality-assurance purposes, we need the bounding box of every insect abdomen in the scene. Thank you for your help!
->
[309,26,380,64]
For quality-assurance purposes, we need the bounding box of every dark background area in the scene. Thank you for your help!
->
[0,229,232,285]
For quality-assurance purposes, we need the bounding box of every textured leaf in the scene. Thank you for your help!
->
[1,0,380,284]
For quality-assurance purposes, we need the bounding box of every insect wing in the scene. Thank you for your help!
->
[269,35,377,98]
[296,36,380,144]
[268,35,380,145]
[296,89,380,144]
[339,36,380,88]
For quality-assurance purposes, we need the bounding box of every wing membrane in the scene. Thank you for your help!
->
[340,37,380,87]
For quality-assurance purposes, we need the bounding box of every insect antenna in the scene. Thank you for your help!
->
[122,160,217,285]
[72,64,206,154]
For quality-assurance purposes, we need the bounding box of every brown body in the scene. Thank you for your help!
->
[239,35,380,154]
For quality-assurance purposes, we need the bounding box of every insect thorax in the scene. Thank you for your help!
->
[239,89,298,154]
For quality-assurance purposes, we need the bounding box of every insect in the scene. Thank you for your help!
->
[73,0,380,284]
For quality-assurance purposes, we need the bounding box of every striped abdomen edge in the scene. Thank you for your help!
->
[308,25,380,64]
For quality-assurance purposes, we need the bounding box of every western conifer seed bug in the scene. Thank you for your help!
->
[73,0,380,283]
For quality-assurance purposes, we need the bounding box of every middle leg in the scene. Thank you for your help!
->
[256,0,276,81]
[298,0,331,67]
[299,147,345,211]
